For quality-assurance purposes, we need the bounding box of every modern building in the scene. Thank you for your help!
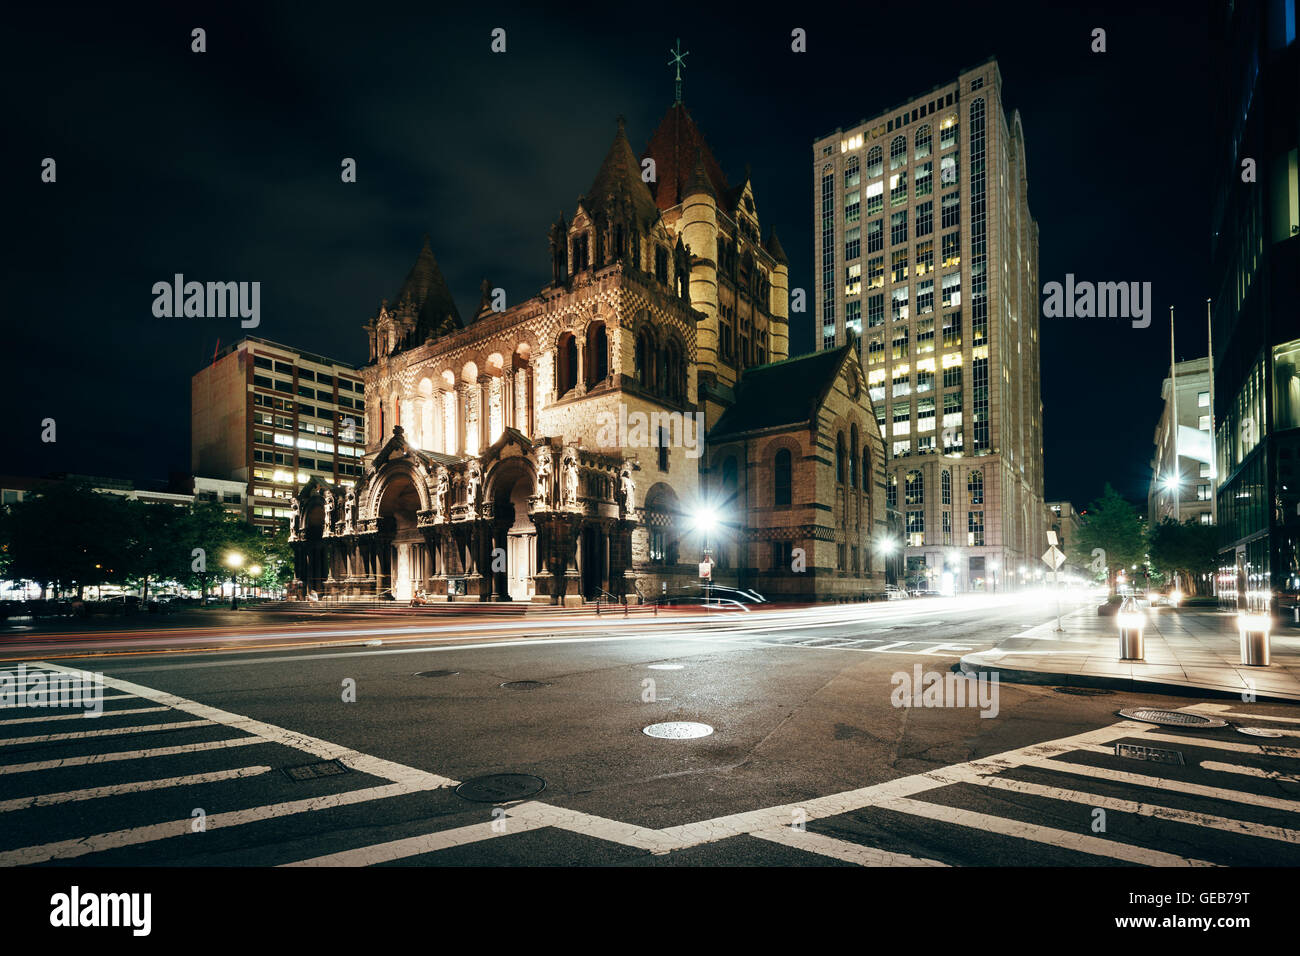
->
[1209,0,1299,612]
[191,337,368,531]
[289,100,886,603]
[1046,500,1083,576]
[1148,357,1214,527]
[812,57,1044,592]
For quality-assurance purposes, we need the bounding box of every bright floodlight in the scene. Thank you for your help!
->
[1162,473,1180,491]
[878,537,897,554]
[692,506,718,535]
[225,552,244,569]
[250,565,262,577]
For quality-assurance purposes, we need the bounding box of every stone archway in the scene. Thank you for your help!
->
[487,458,537,601]
[376,471,424,600]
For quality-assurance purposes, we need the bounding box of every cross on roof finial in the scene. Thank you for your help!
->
[668,38,689,104]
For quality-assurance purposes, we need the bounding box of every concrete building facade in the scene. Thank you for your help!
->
[812,57,1045,592]
[1148,356,1214,527]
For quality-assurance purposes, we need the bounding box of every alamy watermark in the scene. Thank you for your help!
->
[891,664,999,718]
[0,663,104,716]
[1041,274,1152,329]
[595,404,705,459]
[152,274,260,328]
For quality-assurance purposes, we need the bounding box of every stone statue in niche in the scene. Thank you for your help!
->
[563,449,579,508]
[435,467,449,520]
[466,460,482,510]
[290,497,301,538]
[344,487,356,533]
[620,463,636,514]
[535,445,552,506]
[324,489,335,527]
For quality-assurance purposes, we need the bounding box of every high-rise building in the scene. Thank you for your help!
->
[812,57,1043,591]
[1148,357,1214,527]
[1210,0,1299,612]
[191,337,368,531]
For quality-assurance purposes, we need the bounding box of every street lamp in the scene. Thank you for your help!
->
[989,558,1000,593]
[250,565,262,601]
[225,552,244,610]
[691,506,719,605]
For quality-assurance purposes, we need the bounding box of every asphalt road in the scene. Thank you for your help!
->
[1,594,1297,867]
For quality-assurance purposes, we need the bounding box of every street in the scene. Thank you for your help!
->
[2,595,1296,867]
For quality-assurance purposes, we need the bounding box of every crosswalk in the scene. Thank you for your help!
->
[0,661,1297,866]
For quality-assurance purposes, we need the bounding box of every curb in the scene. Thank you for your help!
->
[957,654,1300,704]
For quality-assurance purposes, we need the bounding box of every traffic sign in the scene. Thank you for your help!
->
[1042,546,1065,570]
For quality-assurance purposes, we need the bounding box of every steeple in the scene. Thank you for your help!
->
[642,102,730,212]
[764,229,789,265]
[391,235,461,344]
[586,117,659,228]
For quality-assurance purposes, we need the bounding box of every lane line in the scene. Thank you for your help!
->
[0,766,274,813]
[1201,761,1300,785]
[751,825,949,866]
[1027,758,1300,813]
[0,737,267,776]
[282,817,548,867]
[0,720,211,747]
[1132,732,1300,759]
[0,706,168,726]
[874,796,1218,866]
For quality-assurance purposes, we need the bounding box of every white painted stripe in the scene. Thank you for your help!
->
[35,662,456,790]
[0,781,430,866]
[1201,761,1300,785]
[865,642,912,653]
[507,801,683,854]
[0,737,266,775]
[751,825,949,866]
[0,766,273,812]
[0,719,211,747]
[926,764,1300,844]
[0,706,168,726]
[1029,758,1300,813]
[1136,732,1300,759]
[1188,704,1300,724]
[875,796,1218,866]
[283,817,548,866]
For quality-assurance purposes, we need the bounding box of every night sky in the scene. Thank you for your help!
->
[4,1,1211,510]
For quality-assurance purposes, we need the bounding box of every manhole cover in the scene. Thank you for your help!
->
[283,760,349,781]
[501,680,550,690]
[1119,708,1228,728]
[1054,686,1114,697]
[455,773,545,802]
[1114,743,1185,765]
[648,664,684,670]
[1237,727,1285,738]
[414,670,459,678]
[643,721,714,739]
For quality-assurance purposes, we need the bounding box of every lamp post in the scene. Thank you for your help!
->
[250,565,262,601]
[225,552,244,610]
[692,505,718,606]
[989,558,1000,593]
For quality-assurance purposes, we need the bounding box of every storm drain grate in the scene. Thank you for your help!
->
[1054,686,1114,697]
[415,670,459,678]
[1114,743,1185,765]
[1118,708,1228,728]
[455,773,546,802]
[283,760,349,781]
[500,680,551,690]
[643,721,714,739]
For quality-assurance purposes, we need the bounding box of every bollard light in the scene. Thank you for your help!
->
[1117,598,1145,661]
[1237,611,1272,667]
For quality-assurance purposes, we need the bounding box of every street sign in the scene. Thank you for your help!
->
[1042,546,1065,570]
[699,560,712,580]
[1046,530,1059,547]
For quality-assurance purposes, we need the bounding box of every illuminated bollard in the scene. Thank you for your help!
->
[1117,598,1145,661]
[1237,612,1272,667]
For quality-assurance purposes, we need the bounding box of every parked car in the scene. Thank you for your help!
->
[885,585,909,601]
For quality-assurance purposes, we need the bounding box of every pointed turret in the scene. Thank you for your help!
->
[642,102,730,211]
[684,147,715,200]
[764,229,789,265]
[586,116,659,228]
[391,236,461,344]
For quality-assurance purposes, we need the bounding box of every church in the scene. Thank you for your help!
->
[289,99,886,604]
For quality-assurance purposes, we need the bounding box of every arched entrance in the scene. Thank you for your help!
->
[489,460,538,601]
[377,471,424,600]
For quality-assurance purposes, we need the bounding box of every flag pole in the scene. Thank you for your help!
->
[1207,297,1217,526]
[1170,306,1179,524]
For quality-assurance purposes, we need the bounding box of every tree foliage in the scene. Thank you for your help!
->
[1147,517,1218,595]
[1071,484,1146,593]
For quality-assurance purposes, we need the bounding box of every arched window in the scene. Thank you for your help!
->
[968,470,984,505]
[557,333,578,397]
[836,432,847,483]
[890,135,907,170]
[585,323,608,387]
[850,425,860,487]
[905,470,923,506]
[844,155,860,189]
[721,457,739,505]
[636,329,656,391]
[941,470,951,505]
[861,445,871,493]
[865,145,883,179]
[774,449,792,506]
[915,124,932,160]
[645,485,680,565]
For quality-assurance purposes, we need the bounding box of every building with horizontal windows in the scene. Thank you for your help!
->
[812,57,1044,592]
[191,337,368,531]
[1209,0,1299,612]
[1148,357,1214,528]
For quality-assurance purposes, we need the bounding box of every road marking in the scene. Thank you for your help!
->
[866,642,913,653]
[0,782,432,866]
[1201,761,1300,785]
[1188,705,1300,724]
[1134,732,1300,759]
[873,796,1217,866]
[1029,758,1300,813]
[0,737,267,776]
[507,801,683,854]
[0,706,168,726]
[0,766,273,813]
[751,825,949,866]
[282,817,548,866]
[0,719,212,747]
[925,764,1300,844]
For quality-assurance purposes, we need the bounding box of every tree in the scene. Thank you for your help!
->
[0,482,131,598]
[1148,517,1218,596]
[1071,484,1146,595]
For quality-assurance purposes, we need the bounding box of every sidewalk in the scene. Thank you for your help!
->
[959,605,1300,702]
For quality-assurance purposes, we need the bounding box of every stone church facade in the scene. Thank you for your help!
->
[290,103,886,603]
